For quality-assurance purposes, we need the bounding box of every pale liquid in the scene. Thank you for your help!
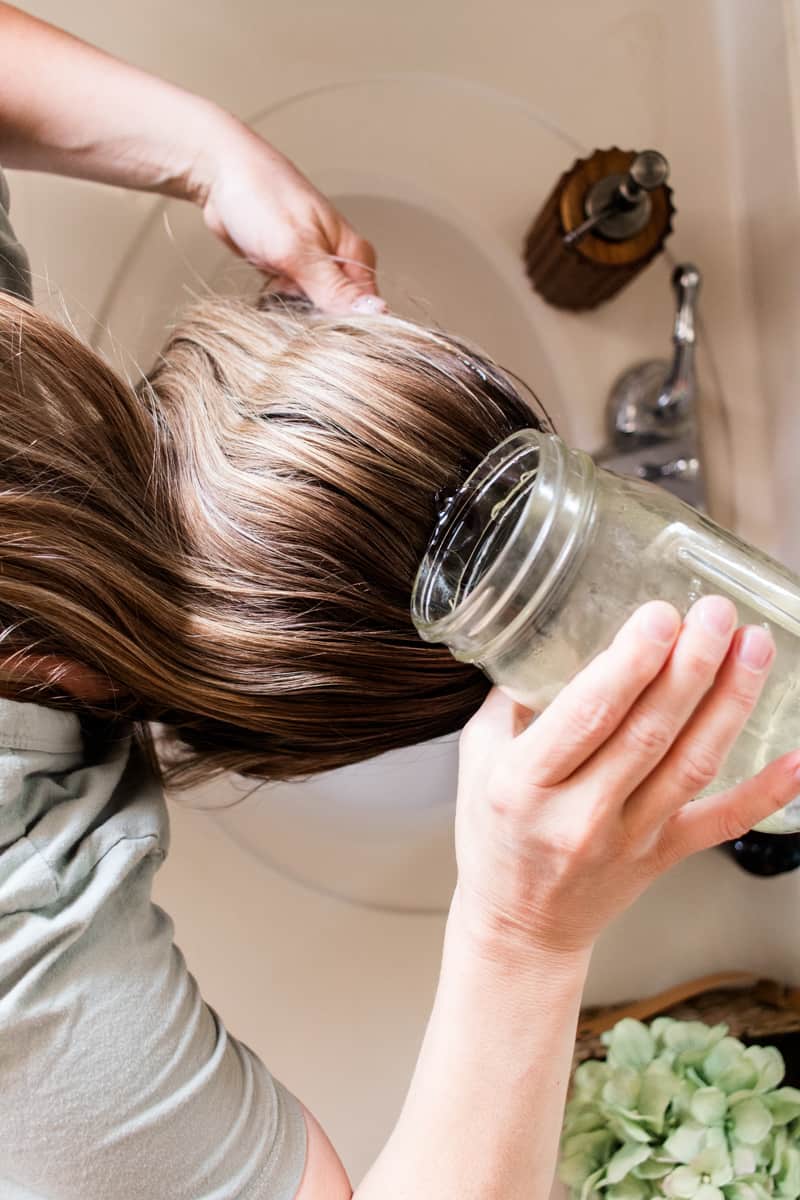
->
[483,474,800,834]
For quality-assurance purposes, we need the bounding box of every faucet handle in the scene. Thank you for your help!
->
[671,263,701,346]
[599,260,704,506]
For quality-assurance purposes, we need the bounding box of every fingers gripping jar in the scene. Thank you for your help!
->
[411,429,800,834]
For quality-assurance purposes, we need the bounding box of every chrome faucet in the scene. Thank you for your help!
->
[595,263,703,508]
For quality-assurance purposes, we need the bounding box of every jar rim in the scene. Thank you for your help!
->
[411,428,580,655]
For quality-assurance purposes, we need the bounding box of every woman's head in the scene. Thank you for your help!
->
[0,291,543,781]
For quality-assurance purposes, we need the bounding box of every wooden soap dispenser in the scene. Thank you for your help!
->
[524,148,675,310]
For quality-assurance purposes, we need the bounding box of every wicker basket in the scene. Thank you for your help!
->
[575,972,800,1086]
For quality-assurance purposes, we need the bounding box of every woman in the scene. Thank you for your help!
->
[1,7,795,1200]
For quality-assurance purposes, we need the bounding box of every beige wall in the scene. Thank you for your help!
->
[715,0,800,567]
[788,0,800,187]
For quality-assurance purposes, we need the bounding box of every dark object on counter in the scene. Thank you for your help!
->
[725,830,800,876]
[575,972,800,1082]
[524,146,675,310]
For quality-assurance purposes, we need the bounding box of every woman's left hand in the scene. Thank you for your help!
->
[191,116,385,315]
[0,6,384,315]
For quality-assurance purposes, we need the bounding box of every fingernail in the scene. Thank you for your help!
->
[351,294,387,314]
[694,595,736,637]
[738,626,774,671]
[640,602,680,644]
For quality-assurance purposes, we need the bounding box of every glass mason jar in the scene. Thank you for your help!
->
[411,429,800,835]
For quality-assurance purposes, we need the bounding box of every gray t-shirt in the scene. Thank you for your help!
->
[0,180,307,1199]
[0,170,33,302]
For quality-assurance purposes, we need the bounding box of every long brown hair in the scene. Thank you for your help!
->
[0,292,542,781]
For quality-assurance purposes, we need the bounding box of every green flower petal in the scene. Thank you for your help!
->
[694,1185,725,1200]
[604,1143,653,1185]
[776,1146,800,1200]
[703,1039,758,1093]
[663,1165,702,1197]
[562,1130,617,1161]
[603,1067,642,1111]
[726,1089,758,1108]
[671,1078,700,1122]
[731,1145,758,1177]
[607,1112,653,1145]
[730,1097,774,1146]
[691,1088,728,1126]
[575,1060,611,1099]
[664,1123,709,1164]
[651,1017,677,1046]
[607,1179,649,1200]
[771,1128,789,1177]
[665,1021,728,1062]
[604,1020,656,1071]
[766,1088,800,1127]
[580,1165,607,1200]
[693,1129,733,1180]
[728,1183,777,1200]
[711,1161,735,1188]
[745,1046,786,1094]
[639,1062,680,1132]
[663,1022,712,1053]
[715,1061,761,1096]
[635,1159,674,1180]
[560,1152,602,1189]
[564,1103,608,1135]
[707,1025,730,1046]
[724,1183,762,1200]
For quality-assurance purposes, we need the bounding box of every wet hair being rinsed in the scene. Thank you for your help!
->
[0,291,544,782]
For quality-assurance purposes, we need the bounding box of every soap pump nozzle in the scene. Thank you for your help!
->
[564,149,670,246]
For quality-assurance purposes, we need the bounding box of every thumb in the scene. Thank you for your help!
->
[293,255,387,315]
[462,687,530,750]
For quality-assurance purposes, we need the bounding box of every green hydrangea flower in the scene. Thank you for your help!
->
[559,1018,800,1200]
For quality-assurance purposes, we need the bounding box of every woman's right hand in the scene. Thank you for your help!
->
[453,595,799,961]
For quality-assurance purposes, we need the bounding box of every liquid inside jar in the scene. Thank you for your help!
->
[413,429,800,835]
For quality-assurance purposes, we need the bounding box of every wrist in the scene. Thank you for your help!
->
[176,105,285,209]
[152,97,242,206]
[445,885,593,990]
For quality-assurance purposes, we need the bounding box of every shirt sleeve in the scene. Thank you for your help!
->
[0,168,33,302]
[0,699,307,1200]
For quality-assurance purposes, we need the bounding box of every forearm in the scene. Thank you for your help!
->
[352,890,591,1200]
[0,3,234,200]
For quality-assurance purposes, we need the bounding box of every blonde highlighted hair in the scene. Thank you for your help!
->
[0,292,542,781]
